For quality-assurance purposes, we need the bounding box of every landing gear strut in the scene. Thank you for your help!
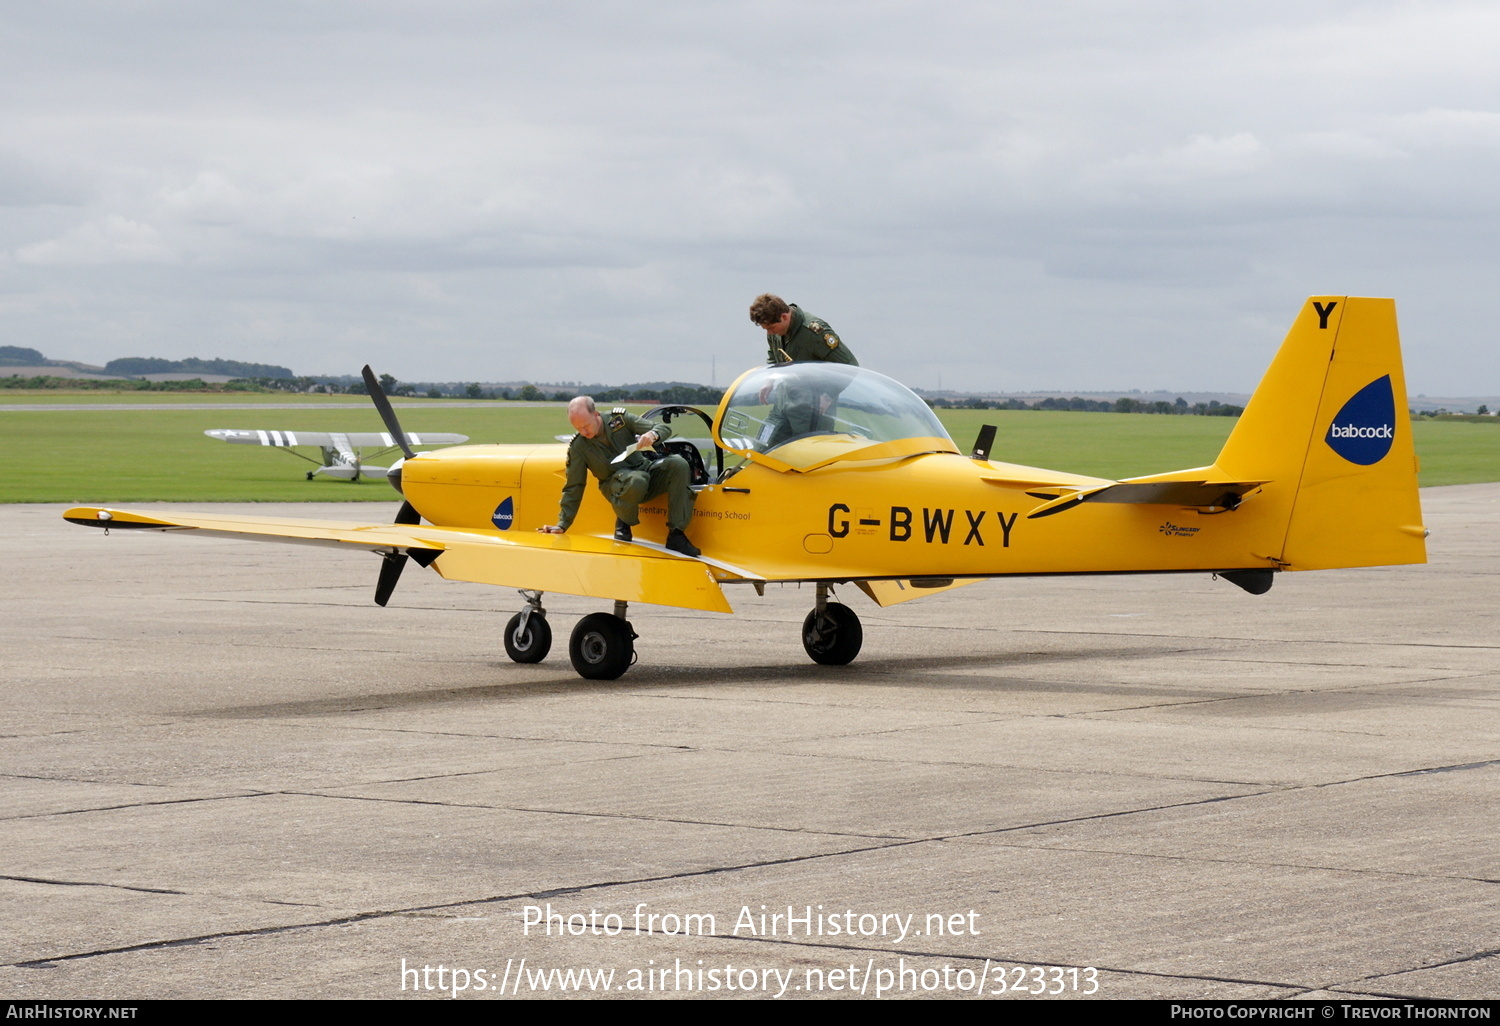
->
[504,590,551,663]
[802,583,862,665]
[569,600,636,680]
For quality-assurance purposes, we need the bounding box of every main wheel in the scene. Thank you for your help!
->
[569,613,634,680]
[504,611,551,664]
[802,602,863,665]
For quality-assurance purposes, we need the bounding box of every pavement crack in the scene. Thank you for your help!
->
[1321,946,1500,997]
[11,912,389,969]
[943,789,1280,841]
[6,845,931,971]
[973,842,1500,885]
[723,933,1306,993]
[0,874,185,896]
[503,805,903,840]
[1393,758,1500,777]
[5,792,269,821]
[280,791,906,840]
[1021,628,1500,652]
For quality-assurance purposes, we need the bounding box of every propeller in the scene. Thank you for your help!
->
[362,368,438,606]
[362,365,417,460]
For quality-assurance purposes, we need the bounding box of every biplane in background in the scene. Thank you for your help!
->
[72,298,1425,681]
[204,428,468,481]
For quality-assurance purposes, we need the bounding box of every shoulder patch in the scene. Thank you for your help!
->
[611,407,628,415]
[809,321,824,331]
[825,335,839,348]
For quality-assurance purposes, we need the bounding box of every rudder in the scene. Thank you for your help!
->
[1213,297,1426,571]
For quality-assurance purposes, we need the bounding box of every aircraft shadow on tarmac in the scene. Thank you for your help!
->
[193,643,1236,720]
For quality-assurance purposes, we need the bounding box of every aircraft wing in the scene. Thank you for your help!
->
[63,506,731,613]
[205,430,468,447]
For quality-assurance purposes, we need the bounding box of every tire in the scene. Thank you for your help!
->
[802,602,863,665]
[569,613,634,680]
[503,611,551,663]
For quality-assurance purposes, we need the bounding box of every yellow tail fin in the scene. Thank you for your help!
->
[1214,297,1426,570]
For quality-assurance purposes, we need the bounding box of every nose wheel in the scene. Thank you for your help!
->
[802,585,862,665]
[503,591,552,663]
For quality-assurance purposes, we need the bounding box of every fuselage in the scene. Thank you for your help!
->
[398,440,1284,581]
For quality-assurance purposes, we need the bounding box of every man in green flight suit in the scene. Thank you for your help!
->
[539,396,701,557]
[747,294,858,448]
[749,293,857,366]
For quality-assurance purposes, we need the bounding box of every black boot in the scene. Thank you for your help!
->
[665,529,700,557]
[614,519,633,542]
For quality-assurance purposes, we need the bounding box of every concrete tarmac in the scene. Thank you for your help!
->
[2,486,1496,1000]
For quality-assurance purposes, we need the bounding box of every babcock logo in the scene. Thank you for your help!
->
[491,496,515,530]
[1325,375,1396,465]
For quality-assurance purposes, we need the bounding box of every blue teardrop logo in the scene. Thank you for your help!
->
[491,496,514,530]
[1325,375,1395,465]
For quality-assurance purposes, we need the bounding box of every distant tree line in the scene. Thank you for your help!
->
[926,394,1245,416]
[0,346,47,365]
[239,377,726,404]
[1,375,266,392]
[104,357,294,378]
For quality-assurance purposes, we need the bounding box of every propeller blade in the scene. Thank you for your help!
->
[362,365,416,460]
[373,502,420,606]
[375,551,407,607]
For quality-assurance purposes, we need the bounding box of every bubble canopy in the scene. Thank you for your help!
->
[712,363,959,472]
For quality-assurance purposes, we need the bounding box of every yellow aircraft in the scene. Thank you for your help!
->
[65,297,1425,681]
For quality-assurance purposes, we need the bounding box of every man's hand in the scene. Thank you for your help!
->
[538,525,564,534]
[636,430,659,450]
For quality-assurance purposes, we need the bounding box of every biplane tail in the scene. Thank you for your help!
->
[1213,296,1426,570]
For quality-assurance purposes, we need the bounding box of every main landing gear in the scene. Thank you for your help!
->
[503,592,636,680]
[802,583,862,665]
[503,586,861,679]
[569,602,636,680]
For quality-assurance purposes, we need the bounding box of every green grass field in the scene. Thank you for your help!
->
[4,393,1495,503]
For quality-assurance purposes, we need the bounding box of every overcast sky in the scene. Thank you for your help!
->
[2,1,1496,395]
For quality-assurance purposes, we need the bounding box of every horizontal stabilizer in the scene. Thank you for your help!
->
[1025,474,1267,518]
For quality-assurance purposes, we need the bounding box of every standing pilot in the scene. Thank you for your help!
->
[749,294,857,366]
[539,396,701,557]
[748,294,857,447]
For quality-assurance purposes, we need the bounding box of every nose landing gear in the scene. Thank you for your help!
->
[504,590,551,663]
[802,583,862,665]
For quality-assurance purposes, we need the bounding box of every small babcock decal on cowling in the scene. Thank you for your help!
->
[491,496,515,530]
[1325,375,1396,465]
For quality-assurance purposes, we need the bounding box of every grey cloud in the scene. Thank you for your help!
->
[0,1,1496,393]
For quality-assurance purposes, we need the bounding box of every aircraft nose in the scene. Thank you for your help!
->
[386,458,405,494]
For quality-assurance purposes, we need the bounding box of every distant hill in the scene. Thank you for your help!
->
[0,346,47,365]
[104,357,294,379]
